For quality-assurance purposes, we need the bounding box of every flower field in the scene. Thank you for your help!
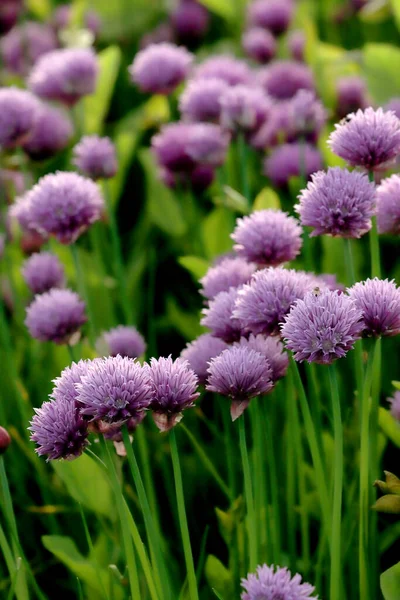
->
[1,0,400,599]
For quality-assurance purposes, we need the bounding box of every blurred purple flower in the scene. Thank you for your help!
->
[258,60,315,100]
[171,1,209,45]
[145,356,199,431]
[207,346,273,420]
[22,252,65,295]
[328,107,400,170]
[201,287,244,342]
[100,325,147,359]
[52,4,101,37]
[376,174,400,235]
[233,267,321,336]
[248,0,293,36]
[250,102,291,150]
[232,209,303,266]
[348,278,400,338]
[234,334,288,382]
[28,48,98,106]
[242,28,276,64]
[73,135,118,180]
[287,90,327,142]
[160,165,215,192]
[388,391,400,421]
[384,98,400,119]
[1,22,58,76]
[281,290,363,364]
[180,333,228,384]
[25,288,87,344]
[200,257,256,300]
[186,123,230,167]
[23,103,73,161]
[152,123,196,173]
[336,76,368,120]
[0,87,40,149]
[220,85,271,134]
[0,1,23,34]
[318,273,345,293]
[296,167,376,238]
[30,398,88,460]
[129,42,193,95]
[194,55,253,87]
[288,30,305,62]
[76,356,152,424]
[264,143,323,188]
[25,171,104,244]
[179,77,229,122]
[241,564,317,600]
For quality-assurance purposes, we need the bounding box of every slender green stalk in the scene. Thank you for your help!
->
[70,243,96,345]
[359,342,378,600]
[222,406,237,497]
[135,426,161,534]
[104,181,131,324]
[100,437,141,600]
[369,218,381,279]
[180,423,231,501]
[238,414,257,570]
[121,426,167,600]
[328,363,343,600]
[79,504,110,600]
[286,379,297,571]
[250,399,268,562]
[169,428,199,600]
[264,406,281,564]
[369,337,381,599]
[67,344,79,363]
[237,133,251,208]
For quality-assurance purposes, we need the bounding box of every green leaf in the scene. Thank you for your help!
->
[363,44,400,104]
[392,380,400,391]
[140,150,187,237]
[202,207,235,259]
[52,453,113,517]
[253,187,281,211]
[164,298,204,340]
[178,256,210,281]
[389,0,400,30]
[198,0,236,20]
[359,0,391,22]
[83,46,122,134]
[379,407,400,448]
[26,0,51,18]
[372,494,400,514]
[205,555,234,599]
[381,562,400,600]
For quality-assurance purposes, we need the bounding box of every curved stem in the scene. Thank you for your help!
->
[238,413,257,570]
[328,363,343,600]
[169,428,199,600]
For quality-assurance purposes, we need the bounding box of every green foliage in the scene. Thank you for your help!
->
[378,407,400,448]
[205,555,234,599]
[252,187,281,211]
[202,207,235,259]
[178,256,210,281]
[363,43,400,103]
[381,562,400,600]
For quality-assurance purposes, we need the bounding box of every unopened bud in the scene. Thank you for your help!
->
[0,427,11,454]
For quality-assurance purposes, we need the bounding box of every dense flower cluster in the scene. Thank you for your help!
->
[241,564,317,600]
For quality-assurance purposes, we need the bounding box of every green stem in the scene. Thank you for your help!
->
[222,405,236,498]
[264,405,281,564]
[328,363,343,600]
[238,414,257,570]
[251,399,268,562]
[104,181,131,324]
[70,243,96,346]
[67,344,78,363]
[369,217,381,278]
[169,428,199,600]
[79,504,110,600]
[237,133,251,208]
[286,379,297,571]
[369,337,381,599]
[121,426,166,600]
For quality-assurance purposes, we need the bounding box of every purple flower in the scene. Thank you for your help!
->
[233,267,321,336]
[241,564,317,600]
[288,30,305,62]
[242,28,276,64]
[0,1,22,34]
[145,356,200,431]
[287,90,327,142]
[52,4,101,37]
[23,103,73,161]
[376,174,400,235]
[296,167,376,238]
[100,325,147,359]
[258,61,315,100]
[25,171,104,244]
[207,346,273,420]
[193,55,253,87]
[264,143,323,188]
[201,287,244,342]
[161,165,215,192]
[171,0,209,45]
[200,257,256,300]
[76,356,152,424]
[51,359,95,406]
[388,391,400,422]
[29,398,88,461]
[232,209,303,266]
[179,77,229,122]
[220,85,271,134]
[25,288,87,344]
[180,333,228,384]
[384,98,400,119]
[22,252,65,295]
[0,87,40,149]
[1,22,58,76]
[234,334,288,382]
[348,278,400,338]
[336,76,368,120]
[250,102,291,150]
[73,135,118,180]
[28,48,98,106]
[318,273,345,293]
[281,290,363,364]
[186,123,230,167]
[128,42,193,95]
[248,0,294,36]
[152,123,196,173]
[328,107,400,170]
